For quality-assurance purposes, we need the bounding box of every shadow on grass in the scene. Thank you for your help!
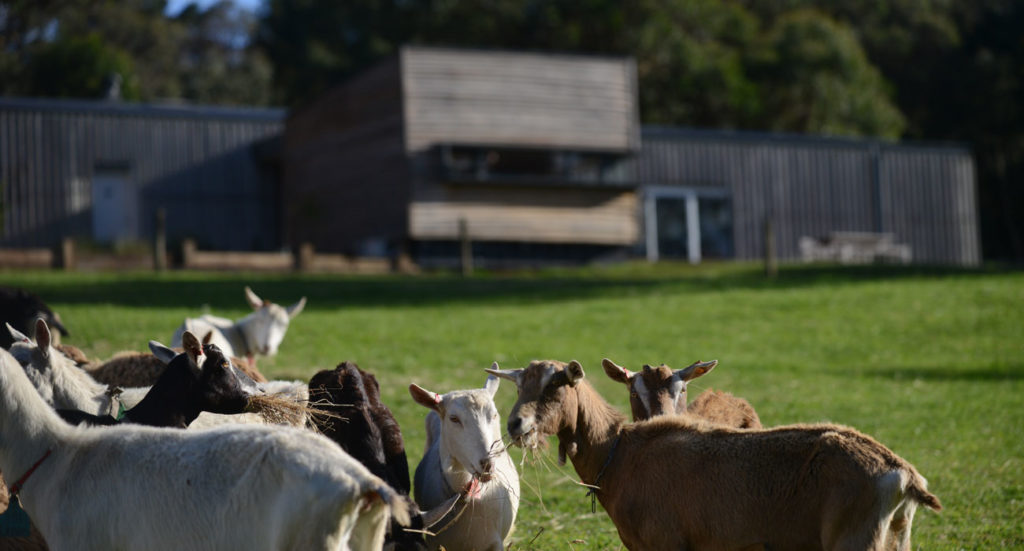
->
[862,364,1024,382]
[0,263,1014,310]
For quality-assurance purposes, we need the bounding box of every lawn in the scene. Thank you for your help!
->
[1,262,1021,549]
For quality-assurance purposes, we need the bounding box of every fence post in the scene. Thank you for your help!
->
[297,242,315,272]
[459,218,473,277]
[60,238,75,271]
[153,208,167,271]
[182,238,196,270]
[764,216,777,278]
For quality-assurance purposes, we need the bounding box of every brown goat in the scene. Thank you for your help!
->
[488,360,941,551]
[602,358,761,428]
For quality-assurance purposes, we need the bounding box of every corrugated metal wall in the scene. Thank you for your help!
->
[0,98,284,250]
[634,127,980,266]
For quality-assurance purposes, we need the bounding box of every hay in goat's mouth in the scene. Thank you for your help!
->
[247,393,345,429]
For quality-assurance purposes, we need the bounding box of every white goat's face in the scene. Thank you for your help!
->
[246,304,290,356]
[7,319,57,372]
[241,287,305,357]
[410,375,504,481]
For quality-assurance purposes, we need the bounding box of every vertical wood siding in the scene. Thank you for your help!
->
[0,99,283,250]
[283,57,409,255]
[635,128,980,266]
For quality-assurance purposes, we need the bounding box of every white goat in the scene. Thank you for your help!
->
[408,371,519,551]
[7,321,307,429]
[7,321,149,415]
[0,346,408,551]
[172,286,306,360]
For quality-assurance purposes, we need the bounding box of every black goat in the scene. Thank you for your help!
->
[308,361,428,551]
[58,334,264,429]
[0,287,68,349]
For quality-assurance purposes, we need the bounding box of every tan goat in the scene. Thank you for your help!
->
[488,359,941,551]
[602,358,761,427]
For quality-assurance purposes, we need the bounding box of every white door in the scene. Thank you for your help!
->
[91,168,138,244]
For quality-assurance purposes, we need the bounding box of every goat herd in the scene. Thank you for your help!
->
[0,285,941,551]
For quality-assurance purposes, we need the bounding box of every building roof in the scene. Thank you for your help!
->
[0,96,285,122]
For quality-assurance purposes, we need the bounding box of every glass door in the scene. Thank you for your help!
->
[645,187,733,263]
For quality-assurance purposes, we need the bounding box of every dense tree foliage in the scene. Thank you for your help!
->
[1,0,1021,259]
[0,0,268,105]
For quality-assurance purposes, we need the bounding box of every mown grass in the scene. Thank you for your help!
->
[1,262,1021,550]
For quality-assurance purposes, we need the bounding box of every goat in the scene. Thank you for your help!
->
[602,358,762,428]
[7,320,147,417]
[7,320,301,429]
[310,362,411,497]
[85,347,267,389]
[0,346,410,551]
[0,287,68,349]
[310,362,457,551]
[171,286,305,361]
[408,372,519,551]
[488,360,942,551]
[58,339,264,429]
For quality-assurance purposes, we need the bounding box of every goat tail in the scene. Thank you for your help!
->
[368,484,413,527]
[906,471,942,511]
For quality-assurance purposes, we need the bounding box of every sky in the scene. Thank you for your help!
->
[164,0,262,16]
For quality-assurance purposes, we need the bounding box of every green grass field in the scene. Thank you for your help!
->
[1,262,1021,550]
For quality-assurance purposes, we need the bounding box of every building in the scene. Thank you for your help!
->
[635,127,979,265]
[283,46,642,266]
[284,46,980,267]
[0,47,981,267]
[0,97,283,252]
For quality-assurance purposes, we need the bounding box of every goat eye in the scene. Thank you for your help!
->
[221,361,229,368]
[631,391,638,398]
[449,416,461,425]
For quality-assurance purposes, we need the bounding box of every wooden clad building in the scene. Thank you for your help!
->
[286,46,979,267]
[284,46,641,264]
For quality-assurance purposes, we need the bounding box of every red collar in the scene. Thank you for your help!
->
[9,449,52,497]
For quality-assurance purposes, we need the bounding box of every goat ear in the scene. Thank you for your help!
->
[409,383,442,412]
[201,331,213,345]
[565,360,585,387]
[286,296,306,318]
[35,318,51,359]
[6,323,31,344]
[148,341,177,364]
[182,331,203,366]
[601,358,633,385]
[675,359,718,382]
[483,372,500,397]
[484,363,522,385]
[244,286,263,310]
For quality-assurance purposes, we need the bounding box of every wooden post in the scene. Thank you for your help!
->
[764,216,778,278]
[459,218,473,277]
[182,238,197,269]
[60,238,75,271]
[297,242,315,272]
[153,208,167,271]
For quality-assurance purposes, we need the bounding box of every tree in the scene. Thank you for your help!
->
[752,10,905,138]
[27,33,140,99]
[175,0,273,106]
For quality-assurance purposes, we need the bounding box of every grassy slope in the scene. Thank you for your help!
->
[1,263,1020,549]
